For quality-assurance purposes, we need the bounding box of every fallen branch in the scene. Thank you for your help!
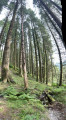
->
[40,90,55,104]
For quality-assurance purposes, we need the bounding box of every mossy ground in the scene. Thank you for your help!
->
[0,68,66,120]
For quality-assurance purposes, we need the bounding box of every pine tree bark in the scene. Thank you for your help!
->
[31,42,34,77]
[21,1,28,89]
[19,46,23,77]
[42,37,46,83]
[0,11,10,49]
[16,42,19,68]
[45,18,62,86]
[29,40,31,74]
[28,30,33,76]
[45,50,48,84]
[1,0,18,82]
[50,54,53,85]
[14,28,17,70]
[10,42,14,65]
[32,28,38,81]
[25,34,29,73]
[40,0,61,29]
[49,0,62,11]
[34,31,42,82]
[44,11,62,39]
[42,37,48,84]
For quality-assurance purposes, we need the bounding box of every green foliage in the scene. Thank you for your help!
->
[52,87,66,104]
[1,71,48,119]
[0,69,65,120]
[46,86,66,104]
[18,93,35,100]
[6,94,18,100]
[62,66,66,84]
[0,0,8,11]
[21,114,39,120]
[2,85,35,101]
[2,86,18,96]
[7,99,28,109]
[9,64,19,72]
[0,20,4,26]
[9,64,14,69]
[8,2,15,11]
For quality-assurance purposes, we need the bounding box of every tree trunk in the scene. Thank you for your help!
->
[49,0,62,11]
[42,56,45,83]
[31,43,34,77]
[40,0,62,29]
[16,42,19,68]
[32,28,38,81]
[19,46,23,76]
[35,31,42,82]
[0,11,10,48]
[25,34,29,73]
[29,39,31,74]
[21,1,28,89]
[42,38,46,83]
[10,42,14,65]
[1,0,18,82]
[42,37,48,84]
[45,50,48,85]
[14,28,17,70]
[28,30,33,76]
[44,10,62,39]
[45,18,62,86]
[51,55,53,85]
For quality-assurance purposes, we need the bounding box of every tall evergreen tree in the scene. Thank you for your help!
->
[1,0,18,82]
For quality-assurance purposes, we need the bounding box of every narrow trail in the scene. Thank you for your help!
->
[40,91,66,120]
[0,97,66,120]
[0,98,12,120]
[48,102,66,120]
[0,69,66,120]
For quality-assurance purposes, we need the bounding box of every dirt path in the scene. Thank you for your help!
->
[0,68,66,120]
[48,102,66,120]
[0,97,66,120]
[0,98,12,120]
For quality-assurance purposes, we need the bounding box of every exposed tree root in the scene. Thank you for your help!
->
[7,74,16,84]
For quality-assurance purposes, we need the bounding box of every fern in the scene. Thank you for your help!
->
[5,95,18,100]
[2,86,18,96]
[18,93,35,100]
[21,114,38,120]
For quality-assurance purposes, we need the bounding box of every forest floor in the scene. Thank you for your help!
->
[0,68,66,120]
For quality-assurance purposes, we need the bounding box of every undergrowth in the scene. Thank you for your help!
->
[0,68,66,120]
